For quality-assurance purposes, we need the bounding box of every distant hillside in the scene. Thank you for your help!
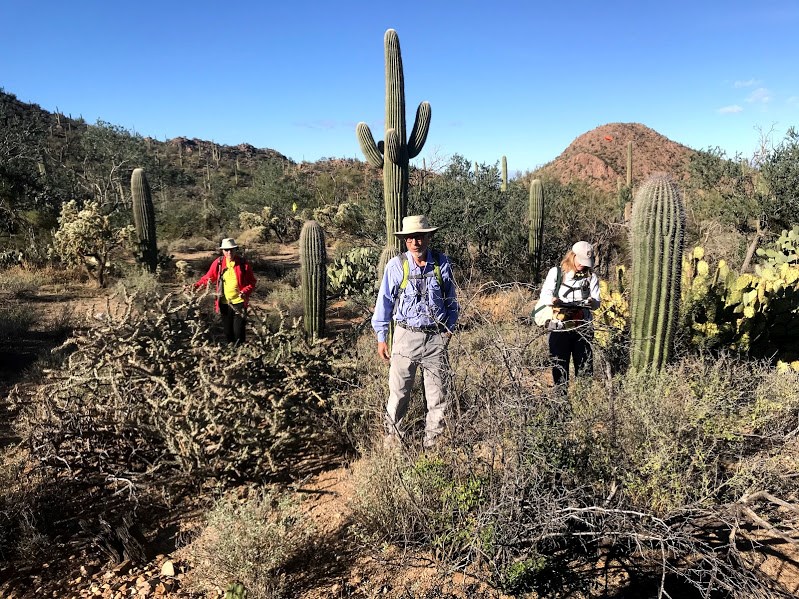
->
[537,122,697,193]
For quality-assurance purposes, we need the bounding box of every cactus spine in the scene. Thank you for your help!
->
[131,167,158,273]
[356,29,431,254]
[300,220,327,340]
[528,178,545,283]
[501,155,508,191]
[629,174,685,370]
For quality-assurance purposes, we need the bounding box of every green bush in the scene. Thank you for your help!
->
[184,487,313,599]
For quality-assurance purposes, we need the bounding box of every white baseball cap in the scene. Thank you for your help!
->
[572,241,594,267]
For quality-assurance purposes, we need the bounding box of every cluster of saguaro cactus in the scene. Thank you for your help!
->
[629,174,685,370]
[356,28,431,254]
[300,220,327,340]
[528,178,545,282]
[131,168,158,273]
[501,155,508,191]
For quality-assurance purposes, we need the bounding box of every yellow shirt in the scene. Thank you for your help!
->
[221,260,245,305]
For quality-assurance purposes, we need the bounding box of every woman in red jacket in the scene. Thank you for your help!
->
[193,238,256,344]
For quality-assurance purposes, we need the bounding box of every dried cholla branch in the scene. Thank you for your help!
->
[14,289,353,490]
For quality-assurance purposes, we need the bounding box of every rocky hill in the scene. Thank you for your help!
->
[538,122,697,193]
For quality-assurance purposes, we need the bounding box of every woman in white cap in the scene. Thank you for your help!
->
[538,241,601,388]
[192,238,257,344]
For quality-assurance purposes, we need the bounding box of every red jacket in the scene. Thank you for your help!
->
[195,255,256,312]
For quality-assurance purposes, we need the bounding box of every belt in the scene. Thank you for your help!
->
[396,321,442,333]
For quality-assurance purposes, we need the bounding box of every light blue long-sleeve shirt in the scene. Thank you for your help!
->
[371,250,459,342]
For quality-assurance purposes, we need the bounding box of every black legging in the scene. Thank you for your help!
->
[548,328,593,386]
[220,302,247,344]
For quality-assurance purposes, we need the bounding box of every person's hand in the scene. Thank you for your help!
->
[377,341,390,362]
[547,319,564,331]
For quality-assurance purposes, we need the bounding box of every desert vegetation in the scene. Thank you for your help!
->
[2,33,799,598]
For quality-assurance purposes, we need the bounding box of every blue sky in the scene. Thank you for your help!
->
[2,0,797,175]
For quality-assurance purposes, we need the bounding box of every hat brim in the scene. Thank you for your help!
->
[394,227,439,237]
[219,245,238,249]
[575,256,594,267]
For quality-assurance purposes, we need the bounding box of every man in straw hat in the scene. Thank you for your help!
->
[191,238,257,344]
[372,215,459,448]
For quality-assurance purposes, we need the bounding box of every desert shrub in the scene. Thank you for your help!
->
[51,199,133,287]
[166,236,218,253]
[0,452,51,561]
[183,487,313,599]
[237,225,268,246]
[349,288,799,598]
[15,290,353,488]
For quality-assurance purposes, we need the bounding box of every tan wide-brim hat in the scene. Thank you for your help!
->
[219,238,239,250]
[394,215,439,237]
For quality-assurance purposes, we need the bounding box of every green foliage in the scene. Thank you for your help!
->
[760,127,799,229]
[299,220,327,340]
[327,246,379,300]
[630,175,685,370]
[51,199,133,286]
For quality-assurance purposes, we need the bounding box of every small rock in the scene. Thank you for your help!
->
[160,560,175,577]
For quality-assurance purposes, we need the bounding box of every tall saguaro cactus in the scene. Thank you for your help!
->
[630,174,685,370]
[356,28,431,253]
[528,178,545,283]
[130,167,158,273]
[300,220,327,340]
[501,156,508,191]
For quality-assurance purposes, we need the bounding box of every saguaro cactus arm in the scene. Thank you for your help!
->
[356,122,384,168]
[407,101,431,159]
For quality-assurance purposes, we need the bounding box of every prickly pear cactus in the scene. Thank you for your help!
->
[684,241,799,362]
[630,174,685,370]
[300,220,327,340]
[528,178,544,282]
[356,28,431,254]
[131,168,158,272]
[756,225,799,267]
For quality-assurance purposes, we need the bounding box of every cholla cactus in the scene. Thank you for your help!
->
[52,200,134,287]
[300,220,327,340]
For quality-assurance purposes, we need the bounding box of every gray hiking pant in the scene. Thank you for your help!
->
[386,326,450,445]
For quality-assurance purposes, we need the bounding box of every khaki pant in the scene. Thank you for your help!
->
[386,326,450,446]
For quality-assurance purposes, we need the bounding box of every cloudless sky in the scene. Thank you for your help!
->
[2,0,797,174]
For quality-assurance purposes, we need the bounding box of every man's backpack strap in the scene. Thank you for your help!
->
[398,251,446,296]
